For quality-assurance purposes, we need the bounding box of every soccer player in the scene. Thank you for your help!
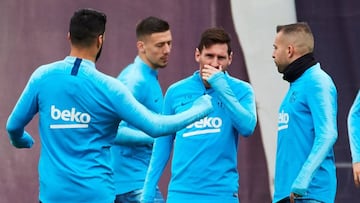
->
[112,16,171,203]
[6,8,212,203]
[272,22,337,203]
[142,27,257,203]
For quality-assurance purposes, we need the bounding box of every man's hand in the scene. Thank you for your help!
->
[290,192,301,203]
[201,64,222,81]
[353,162,360,187]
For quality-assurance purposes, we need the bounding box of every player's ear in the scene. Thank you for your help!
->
[97,34,104,49]
[195,48,200,62]
[228,51,233,65]
[137,41,145,53]
[287,44,295,58]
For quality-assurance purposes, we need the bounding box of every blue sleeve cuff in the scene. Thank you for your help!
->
[9,131,34,148]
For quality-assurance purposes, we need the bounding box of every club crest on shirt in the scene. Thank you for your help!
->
[290,91,297,103]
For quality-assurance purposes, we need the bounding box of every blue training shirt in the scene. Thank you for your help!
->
[111,56,163,194]
[6,56,213,203]
[273,63,337,203]
[348,90,360,163]
[142,71,257,203]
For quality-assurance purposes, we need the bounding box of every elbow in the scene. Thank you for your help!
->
[242,127,256,137]
[331,132,338,144]
[320,130,338,147]
[147,130,168,138]
[239,116,257,137]
[143,128,162,138]
[6,121,19,138]
[328,127,338,144]
[144,124,174,138]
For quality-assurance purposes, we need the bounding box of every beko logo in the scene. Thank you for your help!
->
[183,117,222,137]
[278,110,289,131]
[50,105,91,129]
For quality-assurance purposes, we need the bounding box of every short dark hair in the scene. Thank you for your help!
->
[69,8,107,47]
[136,16,170,40]
[197,27,232,55]
[276,22,312,35]
[276,22,314,53]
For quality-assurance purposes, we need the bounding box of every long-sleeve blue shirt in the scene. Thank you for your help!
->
[6,56,213,203]
[348,90,360,163]
[142,71,257,203]
[273,63,337,203]
[111,56,163,194]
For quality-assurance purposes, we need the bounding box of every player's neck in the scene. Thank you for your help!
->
[69,46,97,63]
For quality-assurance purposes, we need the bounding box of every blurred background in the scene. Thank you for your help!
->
[0,0,359,202]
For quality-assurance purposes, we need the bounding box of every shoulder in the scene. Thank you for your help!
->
[30,60,67,81]
[226,73,254,93]
[164,74,199,103]
[167,74,196,94]
[304,64,336,92]
[99,72,124,90]
[119,63,149,83]
[300,64,337,103]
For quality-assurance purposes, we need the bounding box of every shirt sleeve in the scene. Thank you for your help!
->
[291,77,338,195]
[6,71,39,148]
[112,81,214,138]
[113,121,154,146]
[348,90,360,163]
[141,135,174,202]
[141,87,177,202]
[114,67,153,145]
[207,72,257,136]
